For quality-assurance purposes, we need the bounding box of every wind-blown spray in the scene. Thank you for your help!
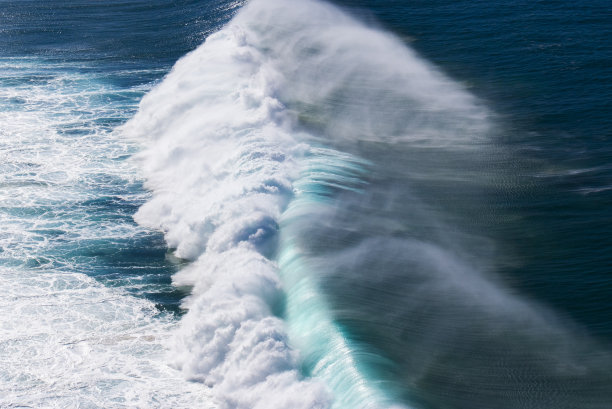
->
[125,0,612,408]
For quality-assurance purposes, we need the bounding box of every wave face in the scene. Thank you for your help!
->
[127,0,612,408]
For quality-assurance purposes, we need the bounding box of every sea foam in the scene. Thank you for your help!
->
[125,9,331,408]
[0,58,214,408]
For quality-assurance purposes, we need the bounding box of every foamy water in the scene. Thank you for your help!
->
[0,58,214,408]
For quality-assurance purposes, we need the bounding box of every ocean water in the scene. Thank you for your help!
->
[1,0,610,408]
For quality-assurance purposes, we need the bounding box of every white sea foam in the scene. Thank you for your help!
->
[0,269,214,409]
[0,58,215,408]
[124,15,333,406]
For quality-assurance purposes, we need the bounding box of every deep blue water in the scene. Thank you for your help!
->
[1,0,610,408]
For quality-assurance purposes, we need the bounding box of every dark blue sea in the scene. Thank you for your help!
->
[0,0,610,408]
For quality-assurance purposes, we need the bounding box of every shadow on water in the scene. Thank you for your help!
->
[53,195,193,317]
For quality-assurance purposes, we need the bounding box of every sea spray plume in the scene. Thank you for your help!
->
[234,0,489,149]
[123,0,489,407]
[278,143,612,409]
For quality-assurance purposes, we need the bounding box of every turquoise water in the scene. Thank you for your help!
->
[1,0,610,408]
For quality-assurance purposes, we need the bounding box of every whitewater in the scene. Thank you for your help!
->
[125,0,612,408]
[0,58,216,406]
[2,0,611,408]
